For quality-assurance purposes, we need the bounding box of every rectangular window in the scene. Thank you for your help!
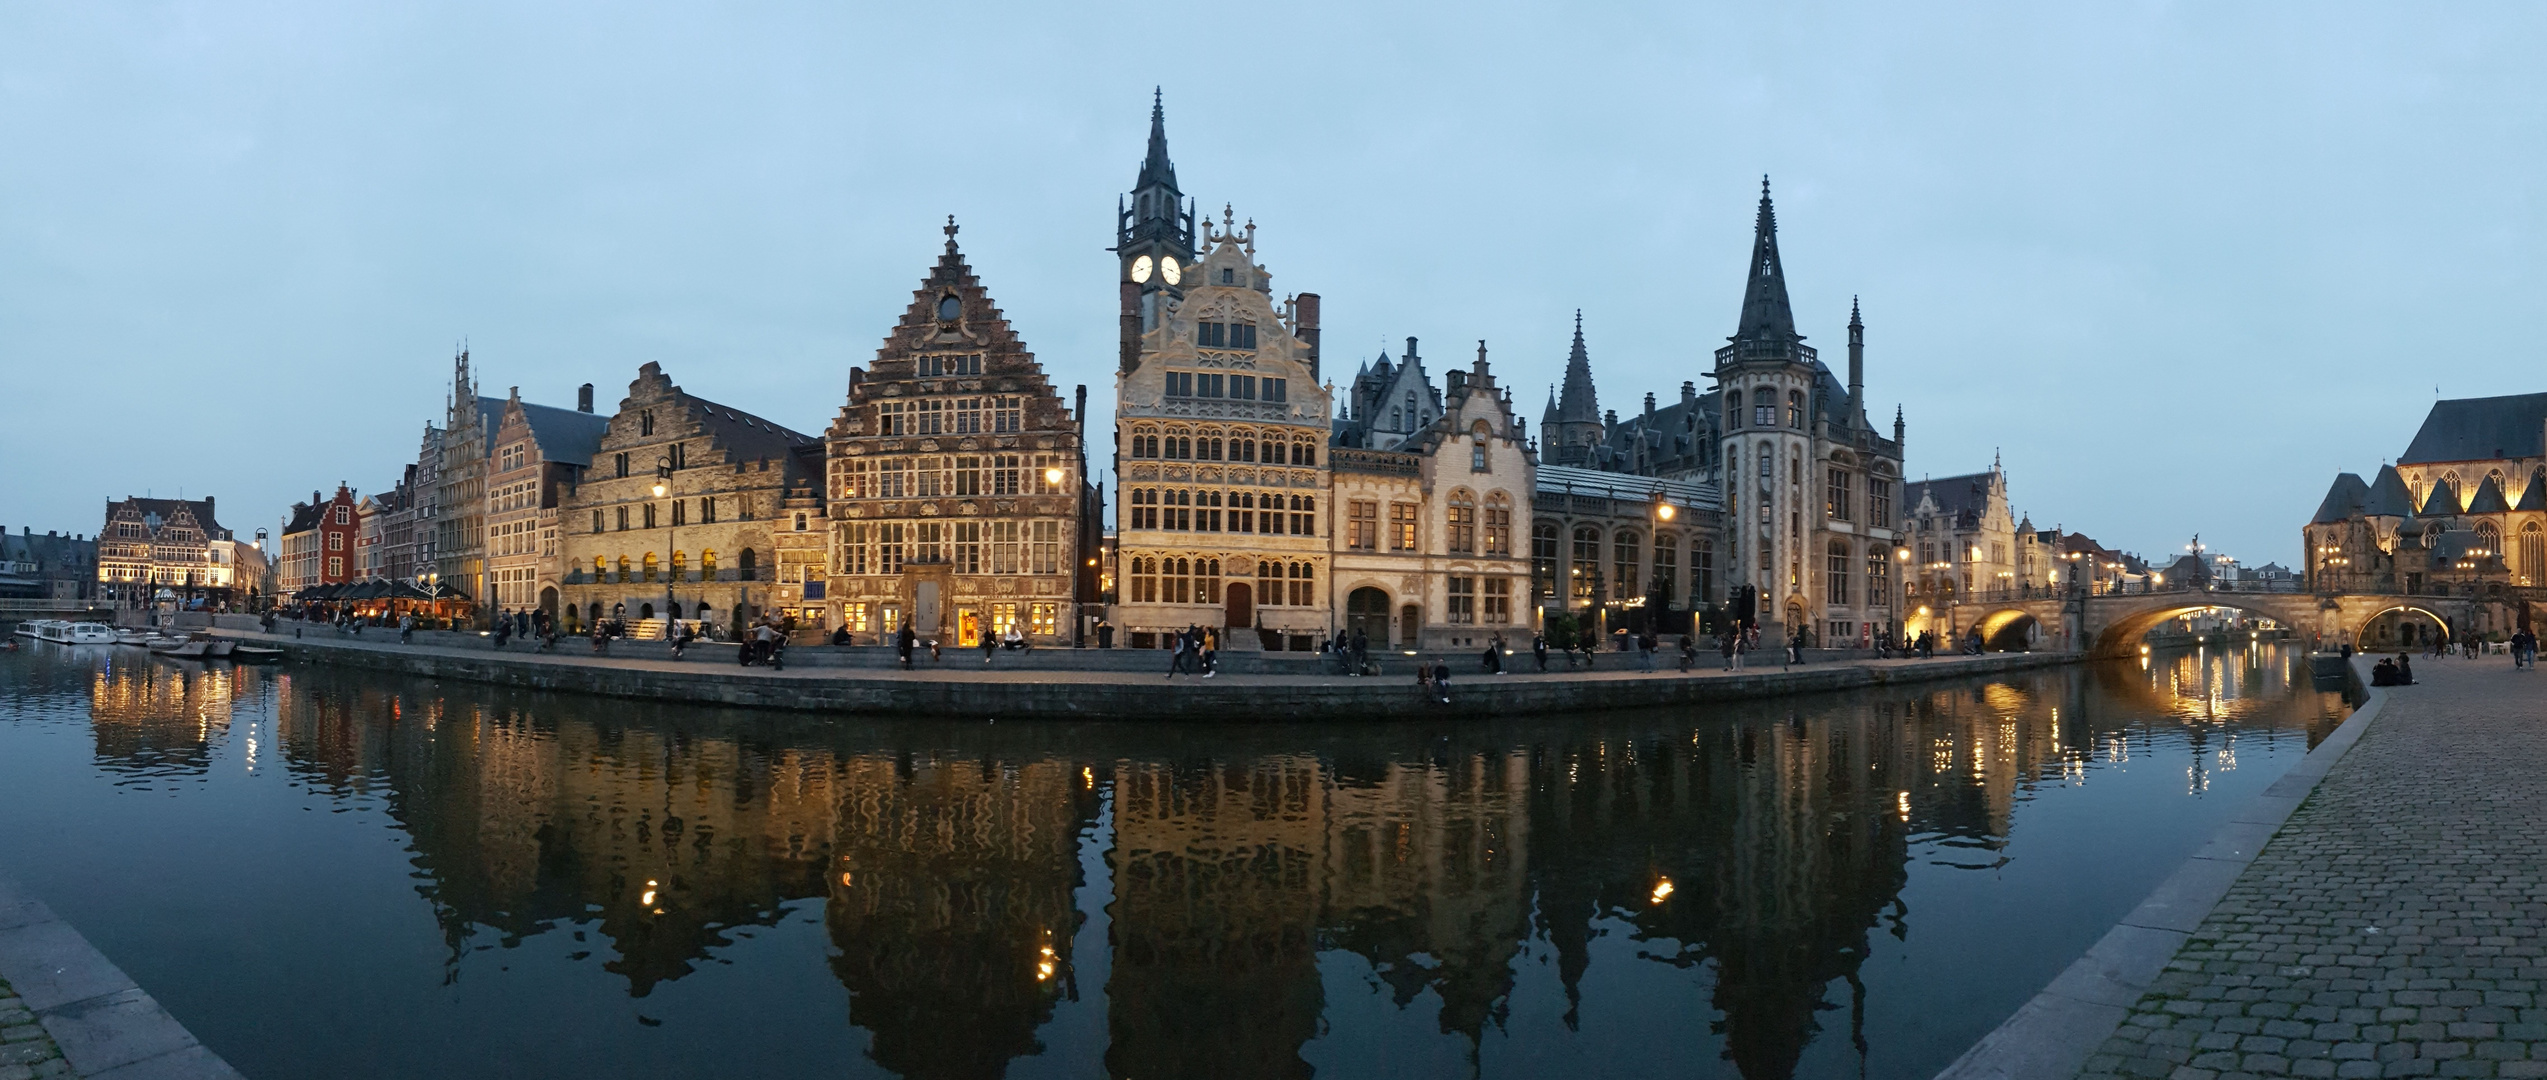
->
[1447,576,1475,624]
[1694,539,1715,604]
[1829,620,1855,643]
[843,523,870,575]
[1827,545,1852,605]
[1866,550,1890,606]
[918,399,945,436]
[1484,501,1511,555]
[1654,534,1679,603]
[1293,496,1315,537]
[1165,372,1194,397]
[1264,378,1286,403]
[954,522,982,574]
[1231,323,1257,349]
[592,509,605,533]
[916,522,946,566]
[643,503,657,529]
[1032,520,1061,574]
[990,520,1021,573]
[992,454,1022,495]
[616,506,630,531]
[1197,373,1223,398]
[672,499,687,526]
[994,396,1022,433]
[1231,375,1256,400]
[955,397,984,434]
[955,456,983,497]
[1447,500,1476,554]
[877,401,908,436]
[1390,502,1418,551]
[1827,469,1853,522]
[1036,455,1066,495]
[880,459,911,499]
[843,603,871,632]
[1484,577,1511,624]
[327,556,342,578]
[1348,500,1378,550]
[917,457,946,498]
[702,497,716,523]
[1197,322,1226,348]
[1028,602,1057,636]
[1868,478,1892,529]
[880,522,905,575]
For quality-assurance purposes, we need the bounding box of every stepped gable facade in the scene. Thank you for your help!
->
[98,496,234,607]
[822,221,1099,647]
[2305,393,2547,593]
[556,362,823,634]
[483,383,610,620]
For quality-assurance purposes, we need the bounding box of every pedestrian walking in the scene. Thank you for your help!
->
[896,624,917,670]
[1532,633,1549,672]
[493,617,511,649]
[1430,657,1451,705]
[1350,628,1369,676]
[981,628,997,666]
[1679,634,1697,672]
[1166,631,1187,679]
[399,613,414,645]
[2511,628,2537,670]
[1201,628,1218,678]
[1720,630,1737,671]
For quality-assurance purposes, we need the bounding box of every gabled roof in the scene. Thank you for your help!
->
[283,502,324,534]
[108,496,227,539]
[1910,471,1997,524]
[2311,473,2369,524]
[2362,465,2417,517]
[2420,478,2459,517]
[2398,393,2547,465]
[2518,474,2547,512]
[2467,474,2512,514]
[516,401,611,467]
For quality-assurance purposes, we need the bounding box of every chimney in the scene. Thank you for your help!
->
[1074,384,1088,444]
[1296,293,1321,382]
[578,383,595,412]
[1681,381,1697,409]
[1404,336,1418,367]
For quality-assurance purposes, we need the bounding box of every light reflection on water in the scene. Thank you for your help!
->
[0,643,2346,1080]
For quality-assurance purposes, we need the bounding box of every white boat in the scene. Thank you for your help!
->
[64,623,116,644]
[115,629,151,646]
[15,619,60,640]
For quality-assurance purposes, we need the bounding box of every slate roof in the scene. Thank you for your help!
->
[108,496,227,539]
[2311,473,2369,524]
[2398,393,2547,465]
[2467,475,2512,514]
[2420,478,2460,517]
[2518,476,2547,512]
[1911,471,1997,527]
[0,530,93,570]
[517,401,611,467]
[2362,465,2417,517]
[1732,179,1799,345]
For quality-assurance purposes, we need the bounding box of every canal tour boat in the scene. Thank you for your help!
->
[15,620,117,645]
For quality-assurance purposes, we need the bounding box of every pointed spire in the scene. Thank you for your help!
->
[1556,310,1599,424]
[1732,176,1800,346]
[1139,87,1176,192]
[1849,295,1862,329]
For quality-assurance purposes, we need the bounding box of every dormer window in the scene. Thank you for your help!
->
[1221,267,1235,285]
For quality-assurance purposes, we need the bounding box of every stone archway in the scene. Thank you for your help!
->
[1346,586,1390,647]
[2355,604,2454,647]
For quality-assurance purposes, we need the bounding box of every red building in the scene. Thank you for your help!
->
[279,484,362,596]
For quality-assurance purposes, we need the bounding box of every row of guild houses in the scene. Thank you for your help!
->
[288,96,2148,651]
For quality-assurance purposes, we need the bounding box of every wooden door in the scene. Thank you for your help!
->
[1224,582,1252,629]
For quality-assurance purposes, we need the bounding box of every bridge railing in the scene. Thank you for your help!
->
[1943,579,2308,606]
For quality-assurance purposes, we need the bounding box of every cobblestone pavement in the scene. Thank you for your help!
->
[0,978,71,1080]
[2082,655,2547,1079]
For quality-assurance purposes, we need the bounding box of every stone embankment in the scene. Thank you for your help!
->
[217,627,2077,721]
[0,873,242,1079]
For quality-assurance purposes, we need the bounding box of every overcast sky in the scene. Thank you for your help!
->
[5,2,2542,564]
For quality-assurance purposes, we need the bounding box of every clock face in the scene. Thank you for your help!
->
[1160,256,1182,285]
[1129,255,1153,284]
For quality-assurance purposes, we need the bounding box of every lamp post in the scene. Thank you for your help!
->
[1046,464,1067,645]
[1895,545,1911,648]
[1651,491,1677,630]
[654,457,675,634]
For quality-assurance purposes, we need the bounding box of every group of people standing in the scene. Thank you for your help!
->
[1164,624,1219,678]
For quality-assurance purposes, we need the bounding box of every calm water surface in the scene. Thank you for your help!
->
[0,644,2346,1080]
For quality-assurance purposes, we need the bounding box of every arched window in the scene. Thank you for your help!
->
[1652,532,1678,604]
[1483,492,1513,556]
[1532,521,1561,599]
[1787,390,1804,428]
[1753,392,1775,428]
[1471,421,1492,471]
[2523,522,2544,587]
[1572,527,1602,600]
[2477,523,2502,557]
[1612,529,1640,601]
[739,548,758,572]
[1447,490,1478,553]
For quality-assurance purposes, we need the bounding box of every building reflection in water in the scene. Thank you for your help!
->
[112,644,2343,1080]
[83,657,257,779]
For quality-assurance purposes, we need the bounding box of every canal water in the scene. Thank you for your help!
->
[0,644,2347,1080]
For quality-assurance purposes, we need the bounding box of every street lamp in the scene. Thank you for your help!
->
[654,457,675,634]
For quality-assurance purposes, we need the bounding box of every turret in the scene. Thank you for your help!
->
[1846,297,1866,427]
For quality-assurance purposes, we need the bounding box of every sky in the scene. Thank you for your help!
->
[4,2,2542,565]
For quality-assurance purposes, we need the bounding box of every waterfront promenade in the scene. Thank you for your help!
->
[2075,656,2547,1079]
[211,625,2075,721]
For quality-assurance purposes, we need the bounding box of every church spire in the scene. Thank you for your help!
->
[1732,176,1799,346]
[1138,87,1176,193]
[1556,309,1599,424]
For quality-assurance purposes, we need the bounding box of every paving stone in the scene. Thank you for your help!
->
[2070,665,2547,1079]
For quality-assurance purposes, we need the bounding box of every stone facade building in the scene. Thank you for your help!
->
[2,528,98,605]
[2305,393,2547,597]
[1109,102,1334,648]
[1326,342,1537,652]
[483,384,609,621]
[821,224,1098,646]
[97,496,238,608]
[556,362,822,634]
[1901,464,2015,638]
[435,349,497,620]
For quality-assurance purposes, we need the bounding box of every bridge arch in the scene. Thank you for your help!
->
[2350,604,2454,648]
[2082,595,2324,659]
[1974,607,2046,651]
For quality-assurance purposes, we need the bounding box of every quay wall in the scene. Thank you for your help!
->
[235,633,2082,721]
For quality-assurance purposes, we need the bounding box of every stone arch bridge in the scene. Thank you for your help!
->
[1949,588,2492,659]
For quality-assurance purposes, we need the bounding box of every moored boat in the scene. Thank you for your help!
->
[148,639,214,659]
[63,622,117,645]
[115,629,151,646]
[230,644,283,663]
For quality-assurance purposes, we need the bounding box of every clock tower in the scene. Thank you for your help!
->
[1115,89,1196,373]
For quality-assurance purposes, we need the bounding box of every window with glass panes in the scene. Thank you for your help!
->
[1348,501,1378,550]
[1390,503,1418,550]
[1484,577,1511,623]
[1447,576,1475,623]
